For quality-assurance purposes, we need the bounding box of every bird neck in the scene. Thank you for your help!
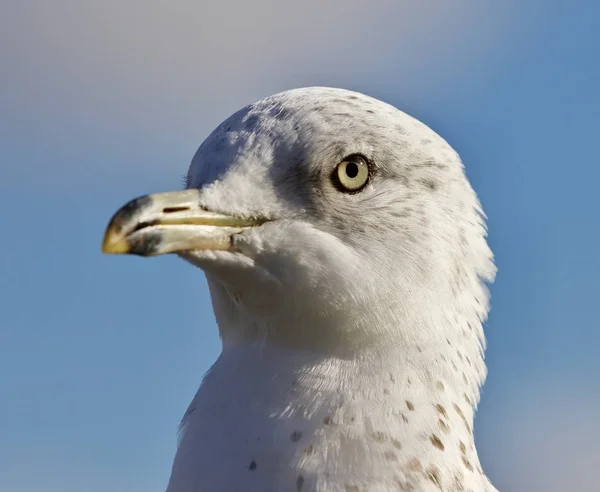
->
[172,343,494,491]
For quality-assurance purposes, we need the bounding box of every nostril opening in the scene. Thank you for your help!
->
[163,206,189,213]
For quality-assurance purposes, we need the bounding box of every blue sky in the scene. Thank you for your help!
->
[1,1,599,491]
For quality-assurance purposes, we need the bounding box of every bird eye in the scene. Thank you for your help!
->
[333,155,370,192]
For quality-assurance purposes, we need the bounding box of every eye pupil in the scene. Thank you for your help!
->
[345,162,359,178]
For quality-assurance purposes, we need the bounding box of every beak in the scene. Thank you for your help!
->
[102,189,264,257]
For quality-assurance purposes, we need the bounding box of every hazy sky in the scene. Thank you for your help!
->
[1,1,599,491]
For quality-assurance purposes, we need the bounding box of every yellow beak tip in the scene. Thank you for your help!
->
[102,231,131,254]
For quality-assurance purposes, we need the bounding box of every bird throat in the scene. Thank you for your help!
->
[168,344,495,491]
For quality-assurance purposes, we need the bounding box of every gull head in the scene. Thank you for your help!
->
[103,87,495,356]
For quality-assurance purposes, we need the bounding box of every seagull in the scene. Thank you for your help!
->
[102,87,497,492]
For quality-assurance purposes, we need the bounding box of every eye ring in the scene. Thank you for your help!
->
[332,154,371,193]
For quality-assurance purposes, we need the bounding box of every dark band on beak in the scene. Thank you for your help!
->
[127,231,163,256]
